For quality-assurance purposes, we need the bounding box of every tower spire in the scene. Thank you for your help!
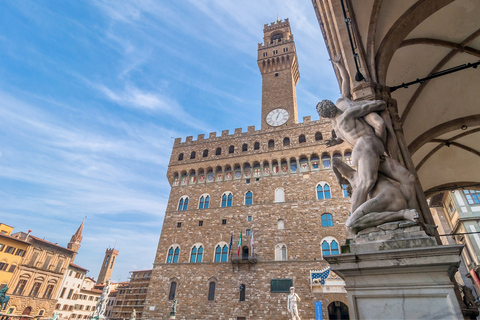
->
[68,218,85,262]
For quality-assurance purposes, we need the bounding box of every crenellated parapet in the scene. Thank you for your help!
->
[172,117,324,147]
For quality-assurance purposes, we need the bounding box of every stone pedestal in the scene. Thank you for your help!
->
[325,222,464,320]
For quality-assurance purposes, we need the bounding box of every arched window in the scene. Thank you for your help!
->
[268,139,274,148]
[204,195,210,208]
[322,154,331,168]
[222,245,228,261]
[317,183,331,200]
[324,184,331,198]
[167,246,180,263]
[275,244,287,261]
[242,144,248,152]
[245,191,253,205]
[173,247,180,263]
[315,132,323,141]
[333,153,342,162]
[321,213,333,227]
[203,149,208,157]
[275,188,285,203]
[178,153,184,161]
[178,196,189,211]
[283,137,290,146]
[215,147,221,155]
[221,192,233,207]
[344,151,352,165]
[239,284,246,301]
[214,244,229,262]
[169,282,177,300]
[190,245,203,263]
[199,195,210,209]
[254,142,260,150]
[190,151,196,159]
[215,246,221,262]
[229,145,235,154]
[208,282,216,301]
[299,134,306,143]
[342,184,349,197]
[322,238,340,257]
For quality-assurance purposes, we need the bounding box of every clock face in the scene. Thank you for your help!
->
[266,108,289,127]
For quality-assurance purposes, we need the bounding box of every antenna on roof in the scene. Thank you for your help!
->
[113,239,117,249]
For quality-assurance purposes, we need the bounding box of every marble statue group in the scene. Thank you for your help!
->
[317,56,419,235]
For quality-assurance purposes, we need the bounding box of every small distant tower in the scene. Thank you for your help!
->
[97,247,119,284]
[257,18,300,129]
[67,219,84,262]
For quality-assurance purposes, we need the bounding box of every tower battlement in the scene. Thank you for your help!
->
[264,18,289,31]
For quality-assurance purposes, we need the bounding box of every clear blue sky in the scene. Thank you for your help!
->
[0,0,339,281]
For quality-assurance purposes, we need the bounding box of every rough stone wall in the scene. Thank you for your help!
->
[146,261,348,320]
[144,119,353,319]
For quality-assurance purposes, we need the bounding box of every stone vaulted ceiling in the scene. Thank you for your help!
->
[313,0,480,196]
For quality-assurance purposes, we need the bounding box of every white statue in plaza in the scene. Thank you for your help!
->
[131,308,136,319]
[287,287,301,320]
[317,56,418,235]
[93,280,111,318]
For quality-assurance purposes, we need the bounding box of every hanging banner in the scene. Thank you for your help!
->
[315,301,323,320]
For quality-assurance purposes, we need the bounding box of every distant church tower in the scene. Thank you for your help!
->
[97,247,119,284]
[257,18,300,129]
[67,219,84,262]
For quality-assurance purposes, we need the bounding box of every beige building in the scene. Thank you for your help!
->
[5,231,74,317]
[144,19,352,320]
[54,263,101,320]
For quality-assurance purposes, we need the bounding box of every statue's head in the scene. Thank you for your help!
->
[290,286,295,292]
[316,100,338,118]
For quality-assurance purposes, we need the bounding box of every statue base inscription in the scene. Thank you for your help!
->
[325,221,464,320]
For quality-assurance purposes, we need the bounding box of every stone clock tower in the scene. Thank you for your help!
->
[257,18,300,129]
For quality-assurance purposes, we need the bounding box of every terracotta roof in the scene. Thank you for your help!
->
[11,232,74,253]
[0,232,30,244]
[28,235,74,253]
[69,263,89,272]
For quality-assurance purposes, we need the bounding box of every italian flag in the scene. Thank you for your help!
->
[237,231,242,256]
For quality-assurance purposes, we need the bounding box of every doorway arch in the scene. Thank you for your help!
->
[328,301,349,320]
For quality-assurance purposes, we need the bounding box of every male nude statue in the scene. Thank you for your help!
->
[332,158,418,234]
[317,97,417,217]
[287,287,301,320]
[329,55,400,161]
[316,55,419,219]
